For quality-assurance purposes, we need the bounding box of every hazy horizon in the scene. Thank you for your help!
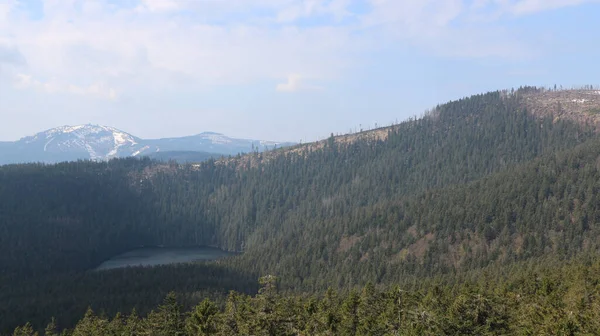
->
[0,123,303,142]
[1,0,599,143]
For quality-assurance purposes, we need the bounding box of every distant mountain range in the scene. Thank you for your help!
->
[0,125,295,165]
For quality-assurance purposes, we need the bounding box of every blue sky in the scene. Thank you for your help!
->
[0,0,599,142]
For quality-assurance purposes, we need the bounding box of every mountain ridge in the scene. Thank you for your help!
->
[0,124,295,165]
[217,88,600,169]
[3,86,600,333]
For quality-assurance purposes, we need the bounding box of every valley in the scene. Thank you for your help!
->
[2,87,600,335]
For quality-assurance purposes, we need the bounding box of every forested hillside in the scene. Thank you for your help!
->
[2,87,600,334]
[12,257,600,335]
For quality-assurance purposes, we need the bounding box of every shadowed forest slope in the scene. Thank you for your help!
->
[3,88,600,333]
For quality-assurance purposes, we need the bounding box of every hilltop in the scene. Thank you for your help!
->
[217,88,600,170]
[522,88,600,126]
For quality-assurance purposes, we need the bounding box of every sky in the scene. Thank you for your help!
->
[0,0,599,143]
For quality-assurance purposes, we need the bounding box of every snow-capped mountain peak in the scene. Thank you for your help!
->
[197,132,233,145]
[1,126,296,165]
[19,125,143,161]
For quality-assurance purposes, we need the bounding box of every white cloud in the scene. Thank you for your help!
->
[0,43,25,65]
[1,0,596,101]
[0,0,596,144]
[2,0,355,98]
[510,0,599,14]
[359,0,528,58]
[468,0,599,16]
[0,0,16,30]
[276,0,352,22]
[360,0,587,59]
[15,73,118,100]
[137,0,182,12]
[276,74,323,92]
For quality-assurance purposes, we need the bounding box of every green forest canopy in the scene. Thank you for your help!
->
[2,87,600,334]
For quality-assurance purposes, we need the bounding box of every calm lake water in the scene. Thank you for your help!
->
[95,246,236,271]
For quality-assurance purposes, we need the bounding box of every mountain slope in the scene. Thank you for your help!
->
[2,88,600,332]
[4,125,147,163]
[144,132,290,156]
[146,151,221,163]
[2,88,598,277]
[0,126,294,165]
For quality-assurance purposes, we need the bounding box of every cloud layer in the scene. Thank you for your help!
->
[0,0,598,143]
[2,0,596,99]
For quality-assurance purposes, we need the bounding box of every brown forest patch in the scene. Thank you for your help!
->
[336,235,363,254]
[520,89,600,130]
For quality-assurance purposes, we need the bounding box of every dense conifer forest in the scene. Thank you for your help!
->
[10,257,600,335]
[2,87,600,334]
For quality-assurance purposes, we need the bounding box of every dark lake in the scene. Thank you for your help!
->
[95,246,236,271]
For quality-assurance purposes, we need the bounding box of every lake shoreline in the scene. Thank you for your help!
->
[95,246,238,271]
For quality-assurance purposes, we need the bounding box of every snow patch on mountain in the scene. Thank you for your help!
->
[2,125,296,165]
[198,132,232,144]
[44,137,55,151]
[24,124,143,161]
[85,142,101,160]
[132,146,150,157]
[107,130,138,158]
[61,125,86,133]
[259,140,284,147]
